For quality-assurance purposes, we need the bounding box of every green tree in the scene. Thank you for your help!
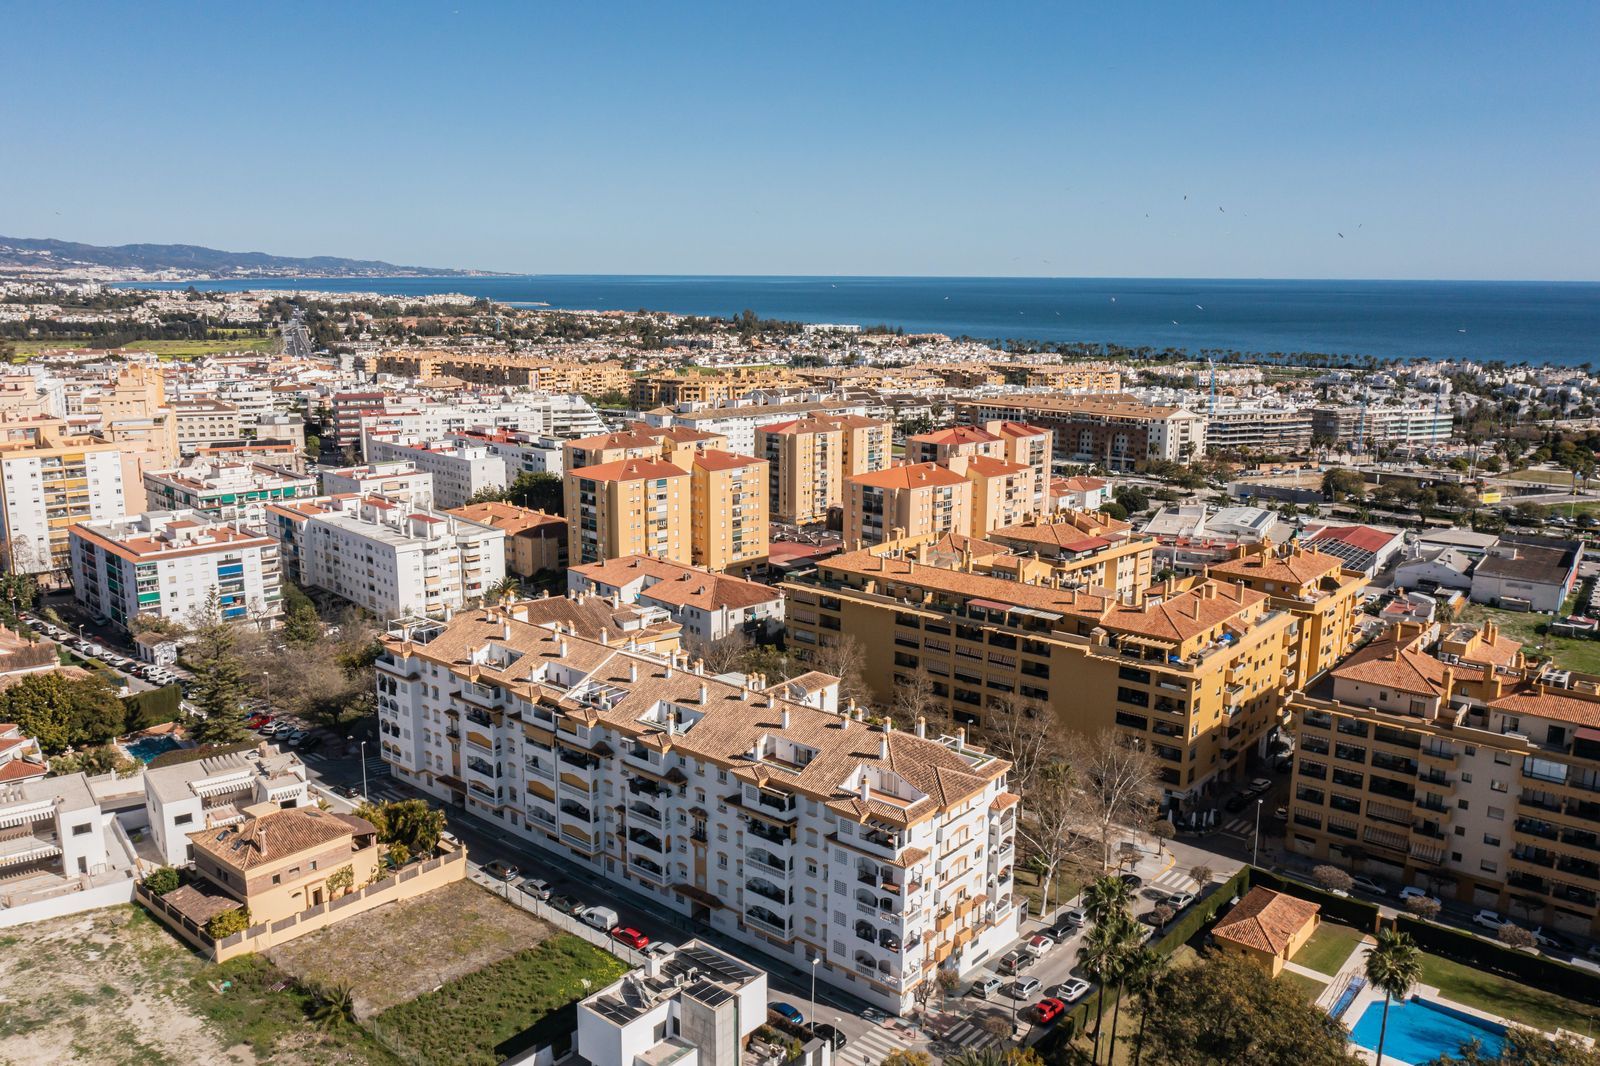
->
[325,864,354,896]
[279,580,322,647]
[0,671,124,753]
[182,592,251,746]
[303,434,321,457]
[142,866,181,896]
[205,906,251,939]
[1123,946,1170,1066]
[311,981,356,1029]
[1322,467,1366,502]
[357,797,445,855]
[1139,951,1359,1065]
[1425,1028,1600,1066]
[1365,929,1423,1066]
[1081,909,1139,1063]
[881,1052,932,1066]
[505,471,564,514]
[48,743,138,778]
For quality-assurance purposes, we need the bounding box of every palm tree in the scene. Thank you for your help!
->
[1364,929,1422,1066]
[1083,875,1133,926]
[1100,913,1145,1064]
[1081,911,1139,1064]
[1121,946,1169,1066]
[944,1049,1012,1066]
[311,981,356,1029]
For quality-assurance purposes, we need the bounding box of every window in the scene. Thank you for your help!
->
[1490,780,1508,793]
[1484,834,1501,846]
[1487,806,1505,821]
[71,823,91,836]
[1480,860,1498,874]
[174,813,194,826]
[272,874,282,885]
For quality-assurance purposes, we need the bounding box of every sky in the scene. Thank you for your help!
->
[3,1,1598,280]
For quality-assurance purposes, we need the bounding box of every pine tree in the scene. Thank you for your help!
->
[183,592,251,746]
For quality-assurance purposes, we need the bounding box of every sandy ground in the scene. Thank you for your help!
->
[266,880,553,1018]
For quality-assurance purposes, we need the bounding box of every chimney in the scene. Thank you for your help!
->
[540,588,550,599]
[599,628,609,645]
[915,715,926,738]
[502,620,511,641]
[781,707,790,729]
[859,776,871,802]
[879,734,889,759]
[559,638,569,657]
[693,658,705,676]
[698,682,708,704]
[667,708,679,735]
[955,727,966,752]
[840,711,850,731]
[628,661,638,682]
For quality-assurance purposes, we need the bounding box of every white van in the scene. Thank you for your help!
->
[581,906,619,931]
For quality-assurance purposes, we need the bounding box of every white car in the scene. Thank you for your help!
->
[1050,979,1091,1003]
[1472,909,1505,931]
[1399,886,1442,908]
[1351,875,1388,896]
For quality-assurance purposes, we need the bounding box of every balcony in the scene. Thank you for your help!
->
[744,908,789,939]
[627,802,663,830]
[747,849,789,876]
[1415,796,1450,814]
[749,822,792,847]
[746,877,787,905]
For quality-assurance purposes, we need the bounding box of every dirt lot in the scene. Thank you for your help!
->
[266,880,554,1019]
[0,904,386,1066]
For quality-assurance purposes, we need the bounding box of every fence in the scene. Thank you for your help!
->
[1395,914,1600,1008]
[138,845,468,962]
[466,867,652,969]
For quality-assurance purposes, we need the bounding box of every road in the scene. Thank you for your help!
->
[282,309,312,359]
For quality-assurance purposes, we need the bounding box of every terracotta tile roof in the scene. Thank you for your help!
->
[847,463,969,490]
[0,758,47,783]
[571,555,781,612]
[1210,545,1346,588]
[1212,887,1320,955]
[756,416,841,436]
[445,502,566,536]
[959,456,1028,478]
[1489,686,1600,730]
[569,458,689,482]
[692,449,766,473]
[189,806,355,870]
[909,426,1001,446]
[1331,633,1455,696]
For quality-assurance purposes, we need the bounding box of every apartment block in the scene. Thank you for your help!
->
[566,459,692,567]
[321,461,435,507]
[576,942,764,1066]
[265,495,505,620]
[365,439,509,510]
[905,426,1005,466]
[948,455,1038,534]
[568,555,784,642]
[1207,540,1367,687]
[1007,363,1123,392]
[954,396,1205,470]
[836,415,893,479]
[143,459,318,525]
[784,547,1315,802]
[0,419,126,573]
[447,501,567,577]
[1310,404,1455,450]
[374,605,1020,1013]
[986,421,1053,515]
[70,511,283,630]
[647,400,874,457]
[758,418,843,526]
[1284,621,1600,935]
[1203,405,1314,454]
[454,428,566,478]
[843,463,972,550]
[172,399,243,452]
[689,450,769,574]
[564,425,728,474]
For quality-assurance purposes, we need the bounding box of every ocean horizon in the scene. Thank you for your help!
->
[127,275,1600,366]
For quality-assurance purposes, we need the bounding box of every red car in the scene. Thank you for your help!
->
[610,926,650,950]
[246,714,272,730]
[1032,997,1067,1024]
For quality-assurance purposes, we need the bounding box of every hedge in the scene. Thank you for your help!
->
[122,684,181,732]
[1395,914,1600,1007]
[1247,867,1383,932]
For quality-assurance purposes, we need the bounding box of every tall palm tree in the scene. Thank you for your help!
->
[1080,911,1138,1064]
[1100,914,1145,1064]
[1364,929,1422,1066]
[1122,946,1170,1066]
[1083,875,1133,926]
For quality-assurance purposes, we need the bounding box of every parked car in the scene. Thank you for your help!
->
[245,714,272,730]
[520,877,553,900]
[1351,875,1388,896]
[1033,998,1067,1025]
[260,722,281,736]
[998,950,1032,975]
[1532,927,1576,952]
[1011,977,1042,1000]
[1120,873,1143,890]
[972,975,1003,999]
[1472,909,1506,931]
[482,860,520,882]
[1246,777,1273,796]
[549,894,584,915]
[1058,906,1088,928]
[1024,934,1052,958]
[1399,886,1443,908]
[581,906,620,931]
[769,1002,805,1026]
[810,1024,847,1050]
[1045,916,1081,941]
[1050,978,1091,1003]
[1164,890,1196,910]
[610,927,650,950]
[298,735,323,753]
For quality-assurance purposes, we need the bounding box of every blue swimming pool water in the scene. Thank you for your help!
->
[1330,976,1365,1020]
[1350,997,1506,1064]
[125,735,181,763]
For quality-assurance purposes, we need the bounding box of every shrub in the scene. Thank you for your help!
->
[386,842,410,867]
[206,906,251,940]
[326,864,354,896]
[142,866,180,896]
[1499,923,1536,950]
[1405,895,1442,922]
[1312,864,1354,894]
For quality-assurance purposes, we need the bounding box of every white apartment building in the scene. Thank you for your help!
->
[321,461,435,507]
[453,428,566,477]
[576,942,766,1066]
[357,394,605,456]
[70,511,283,631]
[375,606,1021,1014]
[143,459,318,525]
[144,746,309,866]
[0,423,127,574]
[365,439,509,509]
[267,495,505,620]
[568,555,785,642]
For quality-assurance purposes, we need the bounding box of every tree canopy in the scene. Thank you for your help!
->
[0,671,125,754]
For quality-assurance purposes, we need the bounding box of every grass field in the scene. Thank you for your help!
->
[268,879,553,1018]
[0,904,392,1065]
[1294,922,1368,977]
[1462,604,1600,674]
[9,334,277,358]
[1419,952,1600,1034]
[1503,468,1596,490]
[370,935,627,1066]
[1280,970,1329,1002]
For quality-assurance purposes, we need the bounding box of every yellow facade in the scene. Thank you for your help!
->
[758,418,843,525]
[690,452,769,574]
[842,463,973,550]
[564,459,691,565]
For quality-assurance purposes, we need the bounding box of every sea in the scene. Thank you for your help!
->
[125,276,1600,367]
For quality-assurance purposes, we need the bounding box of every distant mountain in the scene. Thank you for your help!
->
[0,235,495,279]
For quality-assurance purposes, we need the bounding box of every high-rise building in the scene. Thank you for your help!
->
[757,417,843,525]
[374,605,1021,1013]
[365,439,509,509]
[0,419,126,573]
[70,511,283,630]
[842,463,972,550]
[688,450,769,574]
[947,454,1038,534]
[564,459,692,566]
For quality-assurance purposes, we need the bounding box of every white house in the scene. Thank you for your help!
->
[567,556,785,642]
[144,746,309,867]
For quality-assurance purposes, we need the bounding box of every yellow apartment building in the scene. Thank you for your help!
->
[948,454,1038,534]
[689,449,769,574]
[1207,540,1366,687]
[564,458,691,566]
[1285,620,1600,934]
[905,425,1005,466]
[446,501,568,577]
[0,418,127,573]
[834,415,892,478]
[758,417,843,525]
[784,548,1310,802]
[563,424,728,473]
[842,463,973,550]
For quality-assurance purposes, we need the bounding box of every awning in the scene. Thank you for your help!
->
[0,842,60,868]
[967,598,1018,613]
[0,807,52,831]
[193,778,250,799]
[1578,728,1600,743]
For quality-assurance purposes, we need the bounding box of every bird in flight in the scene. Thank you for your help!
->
[1338,232,1345,238]
[1195,304,1204,310]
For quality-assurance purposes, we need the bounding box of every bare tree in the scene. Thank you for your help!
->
[1189,863,1214,887]
[978,695,1062,800]
[1015,767,1099,914]
[1404,895,1441,922]
[1064,729,1163,871]
[1313,864,1354,895]
[687,633,750,677]
[813,635,874,710]
[893,666,942,729]
[1498,923,1536,950]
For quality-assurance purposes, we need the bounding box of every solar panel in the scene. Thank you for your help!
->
[684,980,732,1007]
[678,946,755,983]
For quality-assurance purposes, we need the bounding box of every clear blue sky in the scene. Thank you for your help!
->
[5,1,1597,279]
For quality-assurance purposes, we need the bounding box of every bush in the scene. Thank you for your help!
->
[1312,864,1354,894]
[206,906,251,940]
[1405,895,1442,922]
[122,684,182,732]
[142,866,180,896]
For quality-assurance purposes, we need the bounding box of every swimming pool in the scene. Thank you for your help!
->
[1349,997,1506,1064]
[124,735,182,763]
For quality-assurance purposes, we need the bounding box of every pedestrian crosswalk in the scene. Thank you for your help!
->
[1147,867,1196,894]
[939,1017,1002,1051]
[846,1022,924,1066]
[1221,816,1253,836]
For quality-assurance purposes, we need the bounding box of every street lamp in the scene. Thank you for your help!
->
[360,739,369,802]
[1252,798,1264,867]
[809,957,819,1032]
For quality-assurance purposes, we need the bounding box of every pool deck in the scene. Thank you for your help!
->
[1337,981,1591,1065]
